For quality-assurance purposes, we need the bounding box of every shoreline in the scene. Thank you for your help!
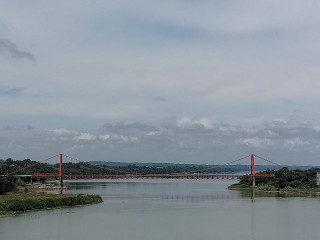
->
[0,203,100,218]
[0,185,103,217]
[228,183,320,197]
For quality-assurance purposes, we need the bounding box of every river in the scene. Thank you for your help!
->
[1,179,320,240]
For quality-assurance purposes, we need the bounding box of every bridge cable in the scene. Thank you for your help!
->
[62,154,129,174]
[8,154,60,176]
[255,154,286,167]
[184,155,251,174]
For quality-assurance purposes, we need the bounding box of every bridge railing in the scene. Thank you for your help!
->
[31,172,274,180]
[32,173,59,177]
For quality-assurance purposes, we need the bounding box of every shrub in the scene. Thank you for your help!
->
[0,176,17,195]
[1,194,103,212]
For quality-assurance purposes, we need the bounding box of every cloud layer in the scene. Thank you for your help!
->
[1,1,320,165]
[1,117,320,165]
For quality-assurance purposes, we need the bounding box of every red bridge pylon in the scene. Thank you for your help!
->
[59,154,63,187]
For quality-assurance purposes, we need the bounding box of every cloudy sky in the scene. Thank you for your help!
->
[1,1,320,165]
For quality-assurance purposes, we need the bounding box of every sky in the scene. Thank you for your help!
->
[1,0,320,165]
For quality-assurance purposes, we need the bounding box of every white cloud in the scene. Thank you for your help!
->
[284,138,310,150]
[146,131,159,136]
[238,137,273,148]
[44,128,77,141]
[99,133,139,143]
[110,135,138,143]
[74,133,96,141]
[176,117,213,129]
[272,119,287,124]
[50,128,74,137]
[99,134,111,140]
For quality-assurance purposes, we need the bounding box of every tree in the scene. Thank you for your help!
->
[0,176,17,195]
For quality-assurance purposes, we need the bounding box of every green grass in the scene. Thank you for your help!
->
[228,183,253,191]
[0,187,103,216]
[228,183,320,195]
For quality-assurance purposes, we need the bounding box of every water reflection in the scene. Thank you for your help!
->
[251,190,255,203]
[49,181,318,203]
[251,202,256,240]
[65,180,245,203]
[1,180,320,240]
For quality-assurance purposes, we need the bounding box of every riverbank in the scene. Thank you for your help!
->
[0,186,103,217]
[228,183,320,196]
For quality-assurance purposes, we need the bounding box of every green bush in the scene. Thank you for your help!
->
[289,180,302,188]
[1,194,102,212]
[256,184,277,191]
[238,167,319,191]
[0,176,17,195]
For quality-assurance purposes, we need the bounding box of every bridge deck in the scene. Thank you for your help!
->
[31,173,272,180]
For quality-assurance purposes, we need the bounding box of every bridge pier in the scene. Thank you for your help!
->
[251,154,256,187]
[252,176,256,187]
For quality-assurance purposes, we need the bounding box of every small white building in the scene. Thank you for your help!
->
[317,171,320,186]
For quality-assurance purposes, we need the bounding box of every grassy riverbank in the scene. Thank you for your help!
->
[0,186,103,217]
[228,167,320,196]
[228,183,320,196]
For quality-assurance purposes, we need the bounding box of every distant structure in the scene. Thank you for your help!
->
[317,171,320,186]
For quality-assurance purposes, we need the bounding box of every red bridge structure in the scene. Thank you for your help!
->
[13,153,281,188]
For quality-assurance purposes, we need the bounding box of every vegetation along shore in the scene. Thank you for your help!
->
[229,167,320,195]
[0,177,103,217]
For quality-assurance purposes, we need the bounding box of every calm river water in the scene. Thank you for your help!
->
[1,179,320,240]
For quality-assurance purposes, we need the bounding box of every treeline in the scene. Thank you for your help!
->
[239,167,319,190]
[0,158,250,176]
[1,159,59,175]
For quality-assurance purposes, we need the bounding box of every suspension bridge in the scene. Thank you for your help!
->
[7,153,282,187]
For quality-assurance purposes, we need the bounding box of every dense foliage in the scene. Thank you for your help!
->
[0,158,256,176]
[0,192,102,213]
[1,159,59,175]
[239,167,319,190]
[0,176,18,195]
